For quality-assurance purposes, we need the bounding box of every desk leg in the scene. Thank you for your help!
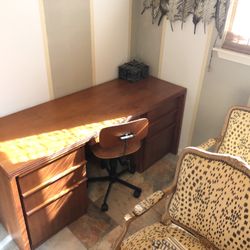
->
[0,170,30,250]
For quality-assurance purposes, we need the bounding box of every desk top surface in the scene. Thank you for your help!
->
[0,76,186,178]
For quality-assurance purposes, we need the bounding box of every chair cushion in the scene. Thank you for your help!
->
[121,222,211,250]
[218,108,250,164]
[168,153,250,250]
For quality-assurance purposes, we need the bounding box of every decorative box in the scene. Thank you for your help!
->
[118,60,149,82]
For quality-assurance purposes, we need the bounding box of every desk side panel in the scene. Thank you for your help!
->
[0,169,30,250]
[170,91,187,154]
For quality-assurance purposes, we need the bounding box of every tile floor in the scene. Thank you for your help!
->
[0,154,177,250]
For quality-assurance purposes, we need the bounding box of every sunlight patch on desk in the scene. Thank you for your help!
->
[0,117,130,164]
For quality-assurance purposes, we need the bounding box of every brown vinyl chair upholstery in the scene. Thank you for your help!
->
[91,118,149,159]
[197,105,250,164]
[88,118,149,211]
[113,147,250,250]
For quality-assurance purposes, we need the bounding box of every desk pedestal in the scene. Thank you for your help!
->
[0,147,88,249]
[135,94,185,172]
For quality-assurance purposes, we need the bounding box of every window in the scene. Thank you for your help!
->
[222,0,250,55]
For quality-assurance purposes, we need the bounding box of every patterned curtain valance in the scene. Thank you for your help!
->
[141,0,231,37]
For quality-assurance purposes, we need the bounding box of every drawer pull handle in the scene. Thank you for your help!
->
[26,179,86,217]
[22,163,86,198]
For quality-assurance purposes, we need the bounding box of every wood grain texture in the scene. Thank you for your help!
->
[18,148,85,194]
[143,124,176,170]
[171,95,186,154]
[22,167,86,214]
[0,76,186,178]
[135,95,186,172]
[0,76,186,249]
[26,181,87,248]
[0,169,30,250]
[91,118,149,159]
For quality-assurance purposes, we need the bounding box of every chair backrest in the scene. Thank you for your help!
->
[164,147,250,250]
[98,118,149,155]
[216,106,250,164]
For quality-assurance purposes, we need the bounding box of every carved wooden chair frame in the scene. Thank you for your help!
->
[198,105,250,152]
[112,146,250,249]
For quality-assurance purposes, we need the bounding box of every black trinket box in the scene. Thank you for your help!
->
[118,60,149,82]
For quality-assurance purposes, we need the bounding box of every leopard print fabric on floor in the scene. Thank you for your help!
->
[169,153,250,250]
[218,108,250,164]
[121,222,211,250]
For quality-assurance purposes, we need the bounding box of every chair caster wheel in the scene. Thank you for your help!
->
[101,203,108,212]
[133,188,142,198]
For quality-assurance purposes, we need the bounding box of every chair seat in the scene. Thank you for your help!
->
[121,222,211,250]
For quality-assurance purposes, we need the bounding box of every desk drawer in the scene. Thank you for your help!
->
[148,110,177,137]
[143,124,175,169]
[26,181,87,248]
[147,99,178,121]
[18,147,85,195]
[22,165,86,215]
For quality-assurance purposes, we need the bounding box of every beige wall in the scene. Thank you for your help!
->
[131,4,214,150]
[192,54,250,145]
[131,0,163,77]
[1,0,132,116]
[160,18,213,150]
[92,0,131,84]
[4,0,248,153]
[43,0,92,98]
[0,0,50,117]
[131,4,250,150]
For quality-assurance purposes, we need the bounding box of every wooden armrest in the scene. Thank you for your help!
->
[112,186,175,250]
[133,190,165,216]
[197,137,221,150]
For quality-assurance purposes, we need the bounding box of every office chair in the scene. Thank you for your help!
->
[88,118,149,211]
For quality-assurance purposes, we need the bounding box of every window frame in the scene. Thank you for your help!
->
[213,0,250,66]
[222,0,250,55]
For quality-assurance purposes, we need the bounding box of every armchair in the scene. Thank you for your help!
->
[197,105,250,164]
[113,147,250,250]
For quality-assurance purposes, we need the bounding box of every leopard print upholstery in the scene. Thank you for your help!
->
[133,190,165,216]
[218,108,250,164]
[121,222,212,250]
[168,152,250,250]
[198,138,218,151]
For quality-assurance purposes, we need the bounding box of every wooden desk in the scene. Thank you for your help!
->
[0,76,186,249]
